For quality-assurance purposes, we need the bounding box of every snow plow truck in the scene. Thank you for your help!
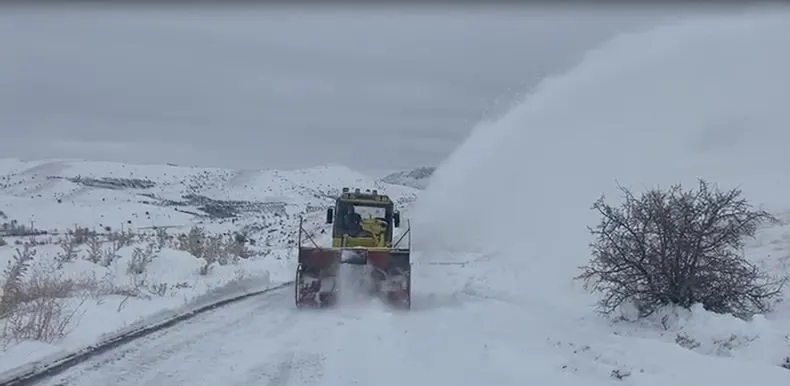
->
[295,187,411,310]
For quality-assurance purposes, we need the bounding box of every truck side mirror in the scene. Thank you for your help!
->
[326,208,334,224]
[393,212,400,228]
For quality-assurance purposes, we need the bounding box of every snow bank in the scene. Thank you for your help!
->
[0,243,281,374]
[413,6,790,378]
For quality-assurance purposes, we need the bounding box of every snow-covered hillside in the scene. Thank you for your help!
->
[0,158,420,373]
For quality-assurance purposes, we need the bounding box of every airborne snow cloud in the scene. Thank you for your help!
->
[414,7,790,307]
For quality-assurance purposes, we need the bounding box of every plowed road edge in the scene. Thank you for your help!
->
[0,281,294,386]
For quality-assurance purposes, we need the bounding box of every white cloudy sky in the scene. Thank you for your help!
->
[0,4,728,173]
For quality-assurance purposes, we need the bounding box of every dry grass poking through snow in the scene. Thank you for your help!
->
[0,223,257,345]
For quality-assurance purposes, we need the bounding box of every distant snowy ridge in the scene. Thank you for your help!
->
[0,158,419,237]
[380,166,435,190]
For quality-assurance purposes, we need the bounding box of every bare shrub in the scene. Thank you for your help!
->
[610,369,631,380]
[176,226,206,258]
[108,227,136,249]
[199,261,213,276]
[675,333,701,350]
[84,231,104,264]
[1,254,91,344]
[2,296,85,343]
[87,272,147,311]
[55,233,80,268]
[67,225,94,245]
[149,283,167,297]
[204,234,226,265]
[127,243,159,275]
[97,228,138,268]
[577,180,786,319]
[0,220,47,237]
[0,244,36,317]
[154,227,170,249]
[228,232,253,260]
[102,241,122,267]
[172,226,254,274]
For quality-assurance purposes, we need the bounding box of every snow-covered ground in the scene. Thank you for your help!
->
[4,6,790,386]
[0,158,420,374]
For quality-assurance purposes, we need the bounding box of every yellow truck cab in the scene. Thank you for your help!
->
[325,187,401,249]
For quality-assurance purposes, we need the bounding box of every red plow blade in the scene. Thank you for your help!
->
[295,247,411,310]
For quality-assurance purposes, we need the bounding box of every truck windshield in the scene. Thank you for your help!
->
[337,202,390,236]
[353,205,386,220]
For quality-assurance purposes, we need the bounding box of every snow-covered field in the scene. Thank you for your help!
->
[0,158,422,374]
[3,6,790,386]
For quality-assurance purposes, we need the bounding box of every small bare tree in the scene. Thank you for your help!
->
[84,232,104,264]
[1,245,89,343]
[0,244,36,317]
[577,179,786,319]
[127,243,159,275]
[55,233,80,268]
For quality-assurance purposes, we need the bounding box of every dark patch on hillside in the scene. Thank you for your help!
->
[49,176,157,190]
[139,193,287,220]
[380,166,435,189]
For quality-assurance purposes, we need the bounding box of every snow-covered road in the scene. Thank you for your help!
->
[28,258,567,386]
[33,262,509,386]
[30,258,790,386]
[35,288,314,386]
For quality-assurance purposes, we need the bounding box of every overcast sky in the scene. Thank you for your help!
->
[0,5,712,173]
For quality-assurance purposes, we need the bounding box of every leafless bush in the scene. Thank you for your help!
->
[175,226,250,267]
[228,232,253,260]
[127,243,159,275]
[102,240,122,267]
[0,220,47,237]
[2,296,85,343]
[84,231,104,264]
[199,261,213,276]
[1,248,91,343]
[149,283,167,297]
[108,227,136,249]
[67,225,94,245]
[610,369,631,380]
[95,227,138,268]
[154,227,170,249]
[675,333,701,350]
[577,180,786,319]
[55,233,80,268]
[0,244,36,317]
[176,226,206,258]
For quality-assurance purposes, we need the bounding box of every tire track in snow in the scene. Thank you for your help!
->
[35,264,485,386]
[37,289,314,386]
